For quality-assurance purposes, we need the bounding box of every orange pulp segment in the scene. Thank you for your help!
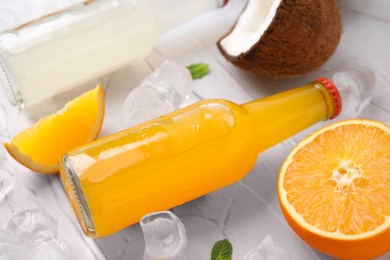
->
[278,119,390,259]
[4,85,105,174]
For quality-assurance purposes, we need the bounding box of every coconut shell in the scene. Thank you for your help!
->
[217,0,342,78]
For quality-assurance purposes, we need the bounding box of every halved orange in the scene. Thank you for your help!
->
[278,119,390,259]
[4,85,105,174]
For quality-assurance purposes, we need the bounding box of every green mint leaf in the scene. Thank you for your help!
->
[211,239,233,260]
[186,63,209,80]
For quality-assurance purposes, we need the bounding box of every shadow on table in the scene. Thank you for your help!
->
[95,224,145,260]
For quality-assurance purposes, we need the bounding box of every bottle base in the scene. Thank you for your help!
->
[59,155,96,238]
[0,57,24,107]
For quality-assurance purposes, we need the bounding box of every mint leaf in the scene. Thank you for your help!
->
[211,239,233,260]
[186,63,209,79]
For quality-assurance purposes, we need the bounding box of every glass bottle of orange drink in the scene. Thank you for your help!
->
[59,78,342,238]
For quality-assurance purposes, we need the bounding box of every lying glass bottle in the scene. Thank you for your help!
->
[59,78,342,238]
[0,0,226,112]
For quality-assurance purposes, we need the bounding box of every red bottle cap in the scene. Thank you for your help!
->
[314,77,342,119]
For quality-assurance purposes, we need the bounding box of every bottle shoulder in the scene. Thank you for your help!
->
[194,98,245,112]
[190,98,261,144]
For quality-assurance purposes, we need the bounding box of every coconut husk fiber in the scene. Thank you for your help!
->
[217,0,342,78]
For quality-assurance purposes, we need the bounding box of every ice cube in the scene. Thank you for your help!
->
[33,240,71,260]
[0,167,16,201]
[147,60,193,100]
[120,60,193,128]
[243,235,289,260]
[0,229,70,260]
[0,156,17,202]
[140,211,187,260]
[0,101,25,142]
[332,66,376,118]
[0,103,10,142]
[7,209,58,246]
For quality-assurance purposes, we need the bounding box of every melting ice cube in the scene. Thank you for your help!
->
[33,240,71,260]
[120,60,193,128]
[243,235,288,260]
[7,209,58,245]
[332,66,376,118]
[140,211,187,260]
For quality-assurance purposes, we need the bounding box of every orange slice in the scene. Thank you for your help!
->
[4,85,105,174]
[278,119,390,259]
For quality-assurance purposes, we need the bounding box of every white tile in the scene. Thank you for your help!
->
[223,183,319,260]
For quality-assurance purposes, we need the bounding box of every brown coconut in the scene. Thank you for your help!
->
[217,0,342,78]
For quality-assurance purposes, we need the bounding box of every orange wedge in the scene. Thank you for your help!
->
[4,85,105,174]
[278,119,390,259]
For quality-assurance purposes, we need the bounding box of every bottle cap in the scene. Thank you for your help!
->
[315,77,342,119]
[218,0,229,7]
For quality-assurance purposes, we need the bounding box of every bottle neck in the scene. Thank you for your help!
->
[242,81,339,151]
[151,0,226,33]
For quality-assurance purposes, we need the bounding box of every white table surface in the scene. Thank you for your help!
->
[1,0,390,259]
